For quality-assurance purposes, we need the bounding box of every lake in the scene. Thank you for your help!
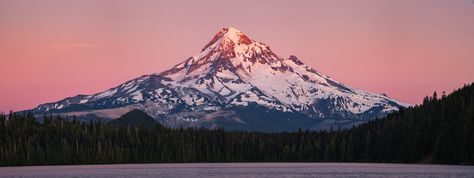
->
[0,163,473,178]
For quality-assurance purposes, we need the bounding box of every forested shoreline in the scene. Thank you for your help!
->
[0,83,472,166]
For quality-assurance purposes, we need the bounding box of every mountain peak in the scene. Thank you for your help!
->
[202,27,255,52]
[225,26,241,32]
[222,27,242,36]
[160,27,280,77]
[221,27,252,44]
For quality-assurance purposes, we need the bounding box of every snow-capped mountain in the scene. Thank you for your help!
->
[30,27,409,131]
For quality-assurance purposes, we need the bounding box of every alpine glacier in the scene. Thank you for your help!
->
[29,27,409,131]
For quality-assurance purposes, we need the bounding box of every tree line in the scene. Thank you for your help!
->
[0,82,473,166]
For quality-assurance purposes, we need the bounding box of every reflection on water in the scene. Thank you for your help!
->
[0,163,473,178]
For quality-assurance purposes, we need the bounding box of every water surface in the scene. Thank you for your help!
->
[0,163,473,178]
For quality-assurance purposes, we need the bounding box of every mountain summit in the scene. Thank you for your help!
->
[30,27,409,131]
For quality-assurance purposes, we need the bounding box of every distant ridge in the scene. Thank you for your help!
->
[109,109,159,127]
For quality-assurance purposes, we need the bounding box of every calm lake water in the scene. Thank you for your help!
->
[0,163,473,178]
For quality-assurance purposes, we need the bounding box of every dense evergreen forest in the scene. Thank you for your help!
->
[0,83,472,166]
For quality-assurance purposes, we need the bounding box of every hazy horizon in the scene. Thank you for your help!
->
[1,0,474,112]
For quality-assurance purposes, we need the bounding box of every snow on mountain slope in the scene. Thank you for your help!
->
[30,27,409,130]
[158,27,408,114]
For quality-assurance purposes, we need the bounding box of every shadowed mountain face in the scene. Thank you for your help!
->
[108,109,159,128]
[28,27,409,131]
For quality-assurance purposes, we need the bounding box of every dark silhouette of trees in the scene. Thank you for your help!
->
[0,82,472,166]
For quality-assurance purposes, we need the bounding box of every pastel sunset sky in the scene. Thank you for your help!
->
[1,0,473,112]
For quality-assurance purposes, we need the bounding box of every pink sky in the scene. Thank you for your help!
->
[1,0,473,112]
